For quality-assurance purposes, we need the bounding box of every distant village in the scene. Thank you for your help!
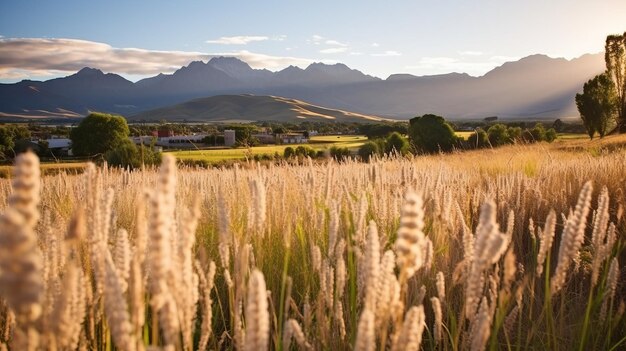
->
[30,127,318,157]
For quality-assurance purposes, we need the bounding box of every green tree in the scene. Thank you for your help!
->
[70,112,131,156]
[529,123,547,142]
[575,73,618,138]
[283,146,295,158]
[358,141,379,161]
[0,126,15,159]
[487,124,512,146]
[409,114,459,153]
[329,146,351,161]
[605,32,626,131]
[106,139,161,169]
[467,128,489,149]
[385,132,408,155]
[545,128,557,142]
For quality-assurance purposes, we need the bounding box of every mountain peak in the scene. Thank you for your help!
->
[75,67,104,76]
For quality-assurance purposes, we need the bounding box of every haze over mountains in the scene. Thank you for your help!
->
[131,94,392,123]
[0,53,605,121]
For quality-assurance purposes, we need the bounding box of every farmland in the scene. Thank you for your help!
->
[0,134,625,350]
[171,135,367,163]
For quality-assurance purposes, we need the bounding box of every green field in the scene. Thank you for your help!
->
[171,135,367,162]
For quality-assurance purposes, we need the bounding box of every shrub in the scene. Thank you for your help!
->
[329,146,351,161]
[385,132,408,155]
[358,141,379,161]
[409,114,459,153]
[487,124,512,147]
[106,140,161,169]
[284,147,295,158]
[467,128,489,149]
[545,128,557,142]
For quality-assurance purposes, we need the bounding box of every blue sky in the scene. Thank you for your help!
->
[0,0,625,82]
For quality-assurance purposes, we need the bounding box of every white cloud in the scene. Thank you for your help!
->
[371,50,402,57]
[325,40,347,47]
[320,47,349,54]
[459,50,483,56]
[311,35,324,45]
[206,35,269,45]
[371,43,380,47]
[0,38,316,80]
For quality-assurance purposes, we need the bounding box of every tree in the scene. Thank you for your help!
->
[358,141,379,161]
[467,128,489,149]
[70,112,130,156]
[487,124,512,146]
[283,147,295,158]
[545,128,557,142]
[408,114,459,153]
[605,32,626,131]
[575,73,618,138]
[106,139,161,169]
[329,146,351,161]
[0,125,32,159]
[385,132,408,155]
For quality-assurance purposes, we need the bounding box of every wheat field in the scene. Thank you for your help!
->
[0,140,624,350]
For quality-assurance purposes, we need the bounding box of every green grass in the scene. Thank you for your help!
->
[170,135,367,163]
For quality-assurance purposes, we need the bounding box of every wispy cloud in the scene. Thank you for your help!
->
[325,40,347,47]
[310,35,324,45]
[371,43,380,47]
[459,50,483,56]
[206,35,269,45]
[0,38,316,81]
[320,47,348,54]
[371,50,402,57]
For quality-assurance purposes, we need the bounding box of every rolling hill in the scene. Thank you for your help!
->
[130,94,393,123]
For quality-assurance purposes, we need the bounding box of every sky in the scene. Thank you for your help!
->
[0,0,625,83]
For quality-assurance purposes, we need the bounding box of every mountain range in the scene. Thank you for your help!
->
[0,53,605,121]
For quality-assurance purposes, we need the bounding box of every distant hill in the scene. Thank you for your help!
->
[130,94,393,123]
[0,53,606,121]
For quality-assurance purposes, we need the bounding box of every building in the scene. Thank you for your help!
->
[157,129,174,138]
[279,133,308,144]
[46,138,73,156]
[253,133,277,144]
[224,130,236,146]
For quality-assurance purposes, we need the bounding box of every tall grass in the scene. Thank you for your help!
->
[0,142,624,350]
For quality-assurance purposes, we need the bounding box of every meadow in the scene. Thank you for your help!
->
[172,135,367,163]
[0,134,624,350]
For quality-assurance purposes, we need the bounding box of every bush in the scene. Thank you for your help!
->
[284,147,295,158]
[385,132,408,155]
[295,145,316,158]
[545,128,557,142]
[409,114,459,153]
[487,124,512,147]
[529,123,546,142]
[358,141,379,161]
[106,140,161,169]
[329,146,351,161]
[467,128,489,149]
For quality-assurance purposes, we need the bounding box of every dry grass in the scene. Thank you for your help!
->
[0,136,624,350]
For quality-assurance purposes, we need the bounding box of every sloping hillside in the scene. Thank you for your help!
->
[130,94,394,123]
